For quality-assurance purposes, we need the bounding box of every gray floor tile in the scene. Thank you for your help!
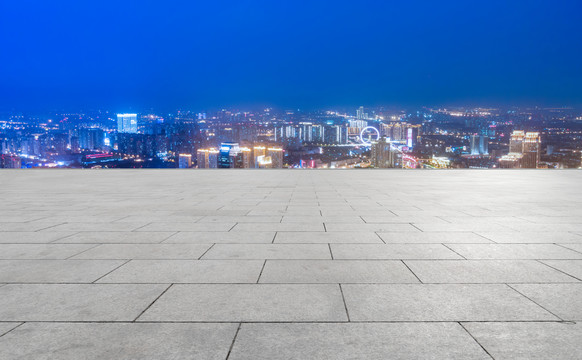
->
[163,231,275,243]
[377,232,493,243]
[137,222,235,232]
[0,284,167,321]
[70,244,211,260]
[0,232,76,243]
[446,244,582,259]
[274,231,383,243]
[463,322,582,360]
[0,244,94,259]
[229,323,490,360]
[138,284,347,321]
[475,232,582,243]
[0,323,21,337]
[331,244,462,259]
[405,260,578,283]
[0,259,127,283]
[0,323,238,360]
[413,223,514,232]
[511,283,582,320]
[43,222,149,232]
[342,284,558,321]
[54,231,175,243]
[541,260,582,280]
[259,260,419,283]
[324,223,419,232]
[98,260,264,283]
[230,223,325,232]
[202,244,332,259]
[561,243,582,253]
[0,223,64,232]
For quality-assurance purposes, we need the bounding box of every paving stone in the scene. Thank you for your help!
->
[163,231,275,243]
[274,231,383,243]
[43,222,149,232]
[229,323,490,360]
[476,231,582,243]
[0,260,127,283]
[324,223,419,232]
[446,244,582,259]
[0,232,76,243]
[0,323,238,360]
[136,222,235,232]
[511,283,582,320]
[230,223,325,232]
[202,244,332,259]
[561,243,582,253]
[0,284,167,321]
[0,244,94,259]
[330,244,462,259]
[541,260,582,280]
[98,259,264,283]
[463,322,582,360]
[70,244,211,259]
[53,231,176,243]
[199,216,283,223]
[0,323,21,337]
[138,284,347,322]
[405,260,578,283]
[0,223,64,232]
[413,223,514,232]
[377,232,493,243]
[259,260,419,283]
[342,284,558,321]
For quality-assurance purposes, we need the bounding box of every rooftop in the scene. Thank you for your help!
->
[0,170,581,359]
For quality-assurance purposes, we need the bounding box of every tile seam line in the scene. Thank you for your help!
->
[505,284,564,321]
[133,284,173,322]
[457,322,495,360]
[536,260,582,282]
[91,259,132,283]
[0,320,576,324]
[338,284,351,322]
[64,243,102,259]
[225,322,242,360]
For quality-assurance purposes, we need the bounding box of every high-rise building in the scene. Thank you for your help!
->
[178,154,192,168]
[268,147,284,168]
[218,142,239,168]
[197,148,219,168]
[79,128,105,150]
[500,131,540,168]
[371,137,396,168]
[522,132,541,168]
[117,114,138,134]
[470,134,489,155]
[0,154,21,168]
[356,106,368,120]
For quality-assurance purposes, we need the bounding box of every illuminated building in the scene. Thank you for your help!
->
[79,128,105,150]
[117,114,138,134]
[522,132,541,168]
[178,154,192,168]
[267,147,284,168]
[0,154,21,168]
[356,106,368,120]
[197,148,219,168]
[371,137,396,168]
[470,134,489,155]
[501,131,540,168]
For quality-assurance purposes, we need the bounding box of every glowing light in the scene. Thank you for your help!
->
[359,126,380,145]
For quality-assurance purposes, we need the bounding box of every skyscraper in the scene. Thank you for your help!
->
[470,134,489,155]
[522,132,541,168]
[500,130,540,168]
[117,114,138,134]
[178,154,192,168]
[371,137,396,168]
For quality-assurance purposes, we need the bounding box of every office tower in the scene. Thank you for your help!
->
[0,154,21,168]
[509,130,525,153]
[500,130,540,168]
[356,106,368,120]
[197,148,219,168]
[78,128,105,150]
[268,147,284,168]
[522,132,541,168]
[178,154,192,168]
[117,114,138,134]
[252,146,268,168]
[371,137,396,168]
[470,134,489,155]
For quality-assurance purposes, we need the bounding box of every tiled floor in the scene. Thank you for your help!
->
[0,170,581,359]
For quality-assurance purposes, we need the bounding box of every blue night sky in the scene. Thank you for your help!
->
[0,0,581,111]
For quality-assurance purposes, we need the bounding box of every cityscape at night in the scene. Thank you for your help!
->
[1,0,581,359]
[2,105,582,169]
